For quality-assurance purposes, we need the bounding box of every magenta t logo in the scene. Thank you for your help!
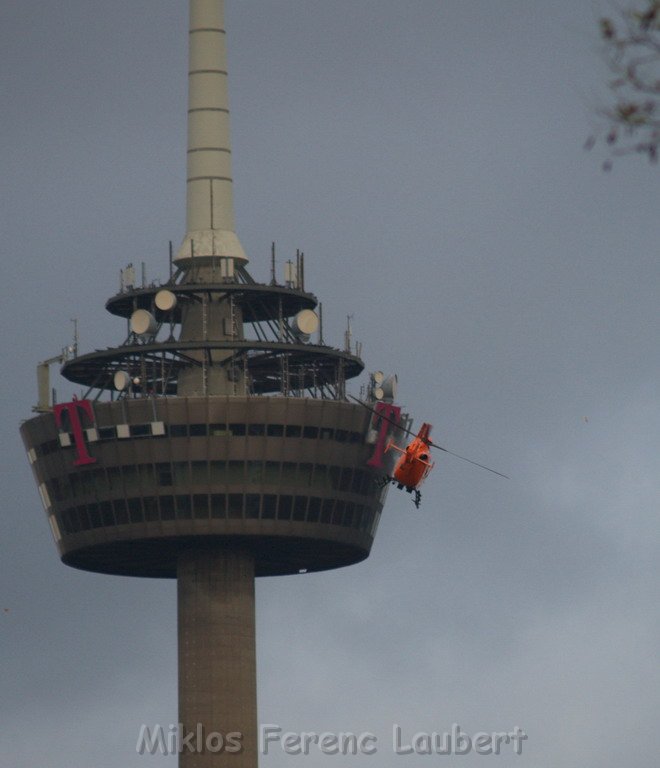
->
[366,402,401,469]
[53,399,97,467]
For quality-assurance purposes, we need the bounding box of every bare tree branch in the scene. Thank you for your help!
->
[587,0,660,168]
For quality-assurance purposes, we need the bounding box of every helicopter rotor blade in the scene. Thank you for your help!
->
[430,445,510,479]
[347,394,418,440]
[347,394,509,480]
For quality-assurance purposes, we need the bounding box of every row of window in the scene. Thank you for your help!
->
[56,494,378,535]
[34,422,364,458]
[46,461,377,504]
[168,423,363,442]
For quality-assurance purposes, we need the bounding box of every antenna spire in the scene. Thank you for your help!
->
[176,0,247,267]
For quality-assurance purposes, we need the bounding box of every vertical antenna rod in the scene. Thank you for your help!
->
[176,0,247,266]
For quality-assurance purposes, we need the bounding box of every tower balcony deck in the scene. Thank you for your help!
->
[105,280,318,324]
[21,396,389,577]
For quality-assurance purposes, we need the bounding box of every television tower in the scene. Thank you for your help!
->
[20,1,400,765]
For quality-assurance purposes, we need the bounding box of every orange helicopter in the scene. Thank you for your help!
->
[384,421,435,507]
[350,396,509,508]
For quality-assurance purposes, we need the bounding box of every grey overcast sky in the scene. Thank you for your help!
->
[1,1,658,767]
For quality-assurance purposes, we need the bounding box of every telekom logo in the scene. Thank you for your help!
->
[53,398,97,466]
[366,402,401,469]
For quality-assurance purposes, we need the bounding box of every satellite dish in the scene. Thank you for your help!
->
[373,387,384,400]
[291,309,318,336]
[130,309,157,336]
[113,371,131,391]
[290,309,319,341]
[372,371,384,385]
[381,374,398,400]
[155,290,177,312]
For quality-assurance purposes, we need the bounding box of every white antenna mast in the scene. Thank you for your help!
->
[175,0,248,269]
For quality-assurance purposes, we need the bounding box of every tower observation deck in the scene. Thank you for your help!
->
[20,2,399,766]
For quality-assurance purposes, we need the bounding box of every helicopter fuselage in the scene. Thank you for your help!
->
[386,422,435,491]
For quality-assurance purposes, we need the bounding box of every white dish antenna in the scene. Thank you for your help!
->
[155,290,177,312]
[290,309,319,342]
[113,371,131,391]
[130,309,157,337]
[370,371,397,401]
[381,374,397,400]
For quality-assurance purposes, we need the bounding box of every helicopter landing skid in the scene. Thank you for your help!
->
[376,477,421,507]
[402,485,422,508]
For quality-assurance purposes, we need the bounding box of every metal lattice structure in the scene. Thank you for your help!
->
[62,261,363,400]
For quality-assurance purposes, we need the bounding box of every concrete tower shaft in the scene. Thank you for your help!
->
[178,549,257,768]
[177,0,248,266]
